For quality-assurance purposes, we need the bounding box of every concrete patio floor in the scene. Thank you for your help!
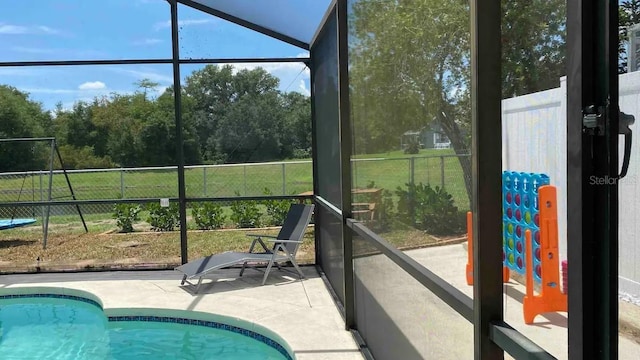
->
[1,244,638,359]
[0,267,364,360]
[406,244,640,360]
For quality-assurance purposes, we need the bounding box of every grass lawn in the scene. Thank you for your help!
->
[0,147,470,212]
[0,214,463,273]
[0,148,470,273]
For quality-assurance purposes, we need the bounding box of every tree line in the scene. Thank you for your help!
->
[0,65,311,172]
[4,0,638,211]
[346,0,638,205]
[348,0,567,204]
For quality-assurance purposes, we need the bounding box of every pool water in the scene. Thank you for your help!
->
[0,297,289,360]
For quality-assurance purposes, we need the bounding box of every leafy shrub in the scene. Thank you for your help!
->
[262,188,295,226]
[403,138,420,154]
[292,147,311,159]
[363,181,394,231]
[230,192,262,228]
[112,203,141,233]
[191,201,226,230]
[146,202,180,231]
[375,189,395,231]
[57,144,114,169]
[395,183,465,236]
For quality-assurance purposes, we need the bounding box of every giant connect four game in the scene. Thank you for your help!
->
[502,171,550,284]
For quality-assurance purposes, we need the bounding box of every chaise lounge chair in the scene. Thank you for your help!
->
[175,203,314,293]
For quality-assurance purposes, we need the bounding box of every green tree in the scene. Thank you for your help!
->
[52,101,95,148]
[281,92,312,158]
[56,144,114,170]
[215,92,285,163]
[134,78,160,100]
[348,0,566,204]
[183,65,236,162]
[183,65,287,163]
[619,0,640,74]
[153,88,202,165]
[502,0,566,97]
[349,0,472,201]
[89,93,147,166]
[0,86,51,171]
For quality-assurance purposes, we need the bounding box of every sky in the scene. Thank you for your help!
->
[0,0,331,111]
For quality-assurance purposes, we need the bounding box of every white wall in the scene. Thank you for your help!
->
[501,73,640,298]
[502,77,567,261]
[617,71,640,297]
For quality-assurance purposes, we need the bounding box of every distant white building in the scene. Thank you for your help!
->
[400,123,451,150]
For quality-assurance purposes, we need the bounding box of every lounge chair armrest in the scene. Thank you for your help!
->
[246,236,272,253]
[246,234,278,239]
[266,239,303,244]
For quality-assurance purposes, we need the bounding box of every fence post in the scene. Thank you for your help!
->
[39,171,44,230]
[31,173,35,203]
[282,162,286,195]
[120,168,125,199]
[409,157,415,185]
[409,157,416,227]
[39,171,44,201]
[440,156,445,189]
[203,167,207,197]
[243,165,247,196]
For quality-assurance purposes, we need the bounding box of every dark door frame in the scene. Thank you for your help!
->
[567,0,619,358]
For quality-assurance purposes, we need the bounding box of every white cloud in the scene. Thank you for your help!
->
[37,26,62,35]
[229,61,310,77]
[19,88,78,94]
[0,23,64,35]
[78,81,106,90]
[225,59,311,95]
[20,87,131,97]
[133,38,163,45]
[154,19,214,31]
[298,79,310,96]
[0,24,29,34]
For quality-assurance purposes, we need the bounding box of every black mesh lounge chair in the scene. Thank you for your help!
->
[175,203,314,293]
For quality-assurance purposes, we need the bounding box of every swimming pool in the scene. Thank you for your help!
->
[0,289,294,360]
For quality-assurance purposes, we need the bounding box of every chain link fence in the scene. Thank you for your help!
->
[352,154,470,211]
[0,155,470,218]
[0,154,469,272]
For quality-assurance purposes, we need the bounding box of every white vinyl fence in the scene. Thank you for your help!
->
[502,72,640,299]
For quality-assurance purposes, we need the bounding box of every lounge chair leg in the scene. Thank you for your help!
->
[290,258,305,280]
[181,275,187,285]
[240,261,248,276]
[262,259,276,286]
[195,277,204,294]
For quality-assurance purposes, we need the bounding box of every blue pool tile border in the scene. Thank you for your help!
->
[108,315,292,360]
[0,293,293,360]
[0,293,102,309]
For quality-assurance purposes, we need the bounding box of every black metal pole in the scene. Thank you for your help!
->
[337,0,355,330]
[309,55,321,266]
[169,0,189,265]
[605,1,620,358]
[43,140,55,249]
[0,58,309,68]
[54,141,88,233]
[567,0,619,358]
[470,0,504,358]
